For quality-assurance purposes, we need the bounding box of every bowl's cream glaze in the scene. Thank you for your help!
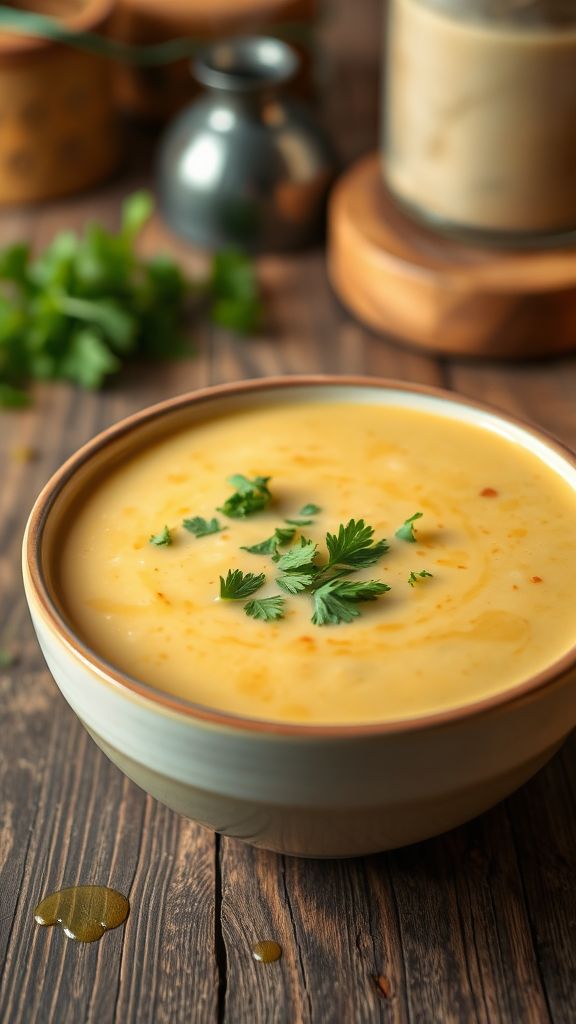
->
[23,377,576,856]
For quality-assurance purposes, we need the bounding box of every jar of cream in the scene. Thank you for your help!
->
[384,0,576,245]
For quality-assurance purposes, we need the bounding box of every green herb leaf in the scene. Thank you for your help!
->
[299,503,321,516]
[58,329,121,389]
[210,249,262,334]
[311,577,391,626]
[274,526,298,545]
[408,569,433,587]
[311,579,360,626]
[149,525,172,547]
[218,474,272,519]
[285,517,314,526]
[325,519,389,569]
[327,579,391,601]
[242,536,279,557]
[241,525,296,557]
[244,595,286,622]
[182,516,224,538]
[219,569,266,600]
[228,473,270,494]
[276,572,317,594]
[122,190,154,239]
[276,539,318,573]
[396,512,423,543]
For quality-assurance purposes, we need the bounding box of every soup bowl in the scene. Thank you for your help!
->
[22,377,576,857]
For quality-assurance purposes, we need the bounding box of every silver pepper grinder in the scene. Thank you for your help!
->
[157,36,336,252]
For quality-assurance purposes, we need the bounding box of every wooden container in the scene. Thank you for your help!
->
[0,0,119,205]
[110,0,317,121]
[328,154,576,359]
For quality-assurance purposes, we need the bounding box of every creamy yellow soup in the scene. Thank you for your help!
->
[59,400,576,725]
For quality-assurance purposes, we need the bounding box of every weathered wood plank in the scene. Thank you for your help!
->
[219,839,405,1024]
[0,302,217,1024]
[447,358,576,1024]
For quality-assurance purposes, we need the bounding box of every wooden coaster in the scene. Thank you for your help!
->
[327,154,576,358]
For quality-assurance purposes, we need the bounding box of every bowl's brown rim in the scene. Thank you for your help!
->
[26,374,576,739]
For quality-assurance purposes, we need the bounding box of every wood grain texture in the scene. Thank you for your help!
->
[1,0,575,1021]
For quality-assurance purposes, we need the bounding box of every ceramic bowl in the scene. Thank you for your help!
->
[22,377,576,857]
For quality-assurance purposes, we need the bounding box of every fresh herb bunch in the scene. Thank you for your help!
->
[0,192,261,407]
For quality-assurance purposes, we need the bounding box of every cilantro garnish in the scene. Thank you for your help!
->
[218,474,271,518]
[149,525,172,547]
[299,503,321,516]
[408,569,433,587]
[395,512,423,543]
[241,525,296,558]
[312,578,391,626]
[244,596,286,622]
[285,518,314,526]
[183,516,224,538]
[219,570,266,600]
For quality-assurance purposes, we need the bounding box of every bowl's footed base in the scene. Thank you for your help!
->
[85,728,563,858]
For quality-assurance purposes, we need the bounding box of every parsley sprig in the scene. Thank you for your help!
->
[183,516,224,538]
[244,596,286,622]
[149,525,172,547]
[325,519,389,568]
[396,512,423,543]
[408,569,433,587]
[299,503,321,516]
[312,578,391,626]
[241,525,296,558]
[219,570,266,600]
[218,474,272,519]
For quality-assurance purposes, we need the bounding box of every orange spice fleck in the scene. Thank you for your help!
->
[480,487,499,497]
[531,576,543,583]
[512,584,519,590]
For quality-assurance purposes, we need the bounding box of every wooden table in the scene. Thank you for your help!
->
[1,2,575,1020]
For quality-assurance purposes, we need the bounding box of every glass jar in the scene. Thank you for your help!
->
[383,1,576,245]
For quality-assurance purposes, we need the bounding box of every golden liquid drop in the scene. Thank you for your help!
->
[252,940,282,963]
[34,885,129,943]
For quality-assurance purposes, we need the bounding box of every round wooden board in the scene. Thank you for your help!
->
[327,154,576,358]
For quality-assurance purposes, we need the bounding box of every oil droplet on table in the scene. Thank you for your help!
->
[34,885,129,942]
[252,940,282,963]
